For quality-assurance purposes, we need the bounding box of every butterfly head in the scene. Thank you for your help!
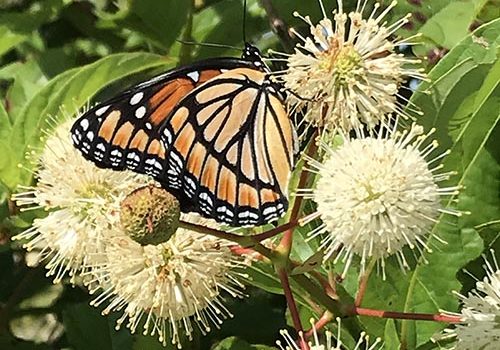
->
[242,43,267,71]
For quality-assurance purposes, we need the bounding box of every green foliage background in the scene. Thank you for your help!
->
[0,0,498,349]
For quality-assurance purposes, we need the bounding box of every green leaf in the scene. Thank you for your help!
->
[0,0,68,57]
[0,52,173,190]
[62,303,113,350]
[398,19,500,347]
[132,334,173,350]
[0,103,12,183]
[96,0,188,51]
[0,99,11,147]
[290,250,324,275]
[246,262,283,295]
[212,336,275,350]
[1,60,48,122]
[384,319,401,350]
[0,334,51,350]
[357,18,500,347]
[273,0,337,26]
[477,0,500,23]
[418,0,489,49]
[191,0,269,59]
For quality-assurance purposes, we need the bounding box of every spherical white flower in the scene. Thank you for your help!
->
[276,317,383,350]
[302,124,460,277]
[86,214,247,348]
[12,119,147,283]
[436,250,500,349]
[280,0,424,133]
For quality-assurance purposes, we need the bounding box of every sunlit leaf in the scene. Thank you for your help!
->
[360,18,500,347]
[0,53,173,190]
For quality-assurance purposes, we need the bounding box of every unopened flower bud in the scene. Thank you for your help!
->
[120,185,181,245]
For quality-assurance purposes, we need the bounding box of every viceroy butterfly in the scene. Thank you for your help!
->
[71,44,295,226]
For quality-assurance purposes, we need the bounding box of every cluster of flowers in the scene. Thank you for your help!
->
[12,0,499,349]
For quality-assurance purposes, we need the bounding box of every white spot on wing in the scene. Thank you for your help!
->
[130,92,144,105]
[187,71,200,82]
[162,128,172,146]
[135,106,147,119]
[79,119,89,131]
[95,105,110,116]
[86,131,94,142]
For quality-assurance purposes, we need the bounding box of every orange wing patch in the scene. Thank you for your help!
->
[186,143,207,178]
[170,107,190,133]
[129,129,149,152]
[196,99,227,126]
[98,110,121,141]
[198,69,223,84]
[241,136,255,181]
[201,155,219,192]
[150,79,194,126]
[174,123,196,159]
[147,139,165,159]
[260,188,279,205]
[112,121,134,148]
[238,183,259,208]
[196,83,242,104]
[203,105,229,142]
[218,166,237,205]
[264,98,291,194]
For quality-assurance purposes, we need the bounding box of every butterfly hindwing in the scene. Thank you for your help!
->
[159,68,294,226]
[71,58,254,179]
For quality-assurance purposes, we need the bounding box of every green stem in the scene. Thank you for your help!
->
[354,307,462,323]
[474,219,500,231]
[276,134,318,259]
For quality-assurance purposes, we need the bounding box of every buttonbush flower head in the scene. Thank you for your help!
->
[435,250,500,349]
[302,123,460,278]
[12,120,147,283]
[276,317,383,350]
[87,214,247,348]
[281,0,424,133]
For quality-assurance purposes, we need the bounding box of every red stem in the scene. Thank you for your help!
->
[180,218,299,244]
[353,307,462,323]
[304,311,333,339]
[355,272,369,307]
[229,245,265,260]
[252,219,299,242]
[277,269,310,350]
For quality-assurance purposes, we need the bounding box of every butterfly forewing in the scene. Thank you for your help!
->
[71,47,295,227]
[71,59,254,178]
[159,68,294,226]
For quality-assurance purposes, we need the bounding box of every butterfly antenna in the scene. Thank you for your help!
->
[176,39,242,52]
[243,0,248,43]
